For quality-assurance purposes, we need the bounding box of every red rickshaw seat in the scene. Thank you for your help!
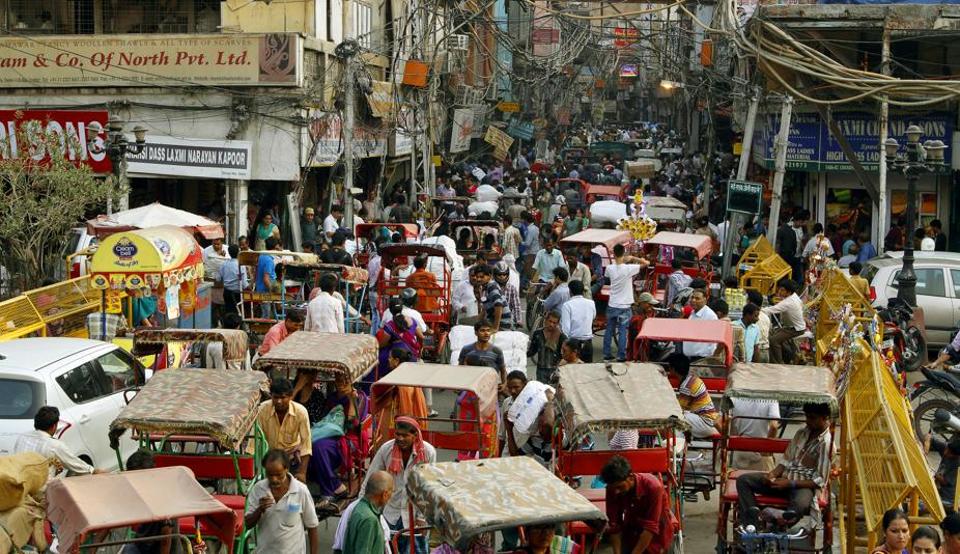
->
[721,478,829,509]
[213,494,247,511]
[152,453,256,481]
[580,487,606,501]
[178,510,243,537]
[557,447,671,476]
[420,430,484,452]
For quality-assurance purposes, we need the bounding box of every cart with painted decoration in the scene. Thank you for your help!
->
[131,328,251,371]
[715,363,839,554]
[643,231,714,304]
[46,466,237,554]
[88,225,207,332]
[370,362,499,458]
[404,457,607,553]
[108,368,270,553]
[553,362,691,550]
[377,243,452,362]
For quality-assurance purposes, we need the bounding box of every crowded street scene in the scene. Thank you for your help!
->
[2,1,960,553]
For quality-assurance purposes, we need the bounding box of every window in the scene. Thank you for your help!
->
[56,362,108,404]
[95,350,143,393]
[353,3,373,48]
[0,378,44,419]
[893,268,946,297]
[951,270,960,298]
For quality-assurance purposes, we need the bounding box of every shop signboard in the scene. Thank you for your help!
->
[752,111,953,171]
[484,125,514,152]
[0,33,301,88]
[304,110,386,167]
[126,135,252,179]
[726,180,763,215]
[0,109,111,172]
[506,119,534,141]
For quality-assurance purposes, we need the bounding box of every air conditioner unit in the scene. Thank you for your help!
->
[446,34,469,51]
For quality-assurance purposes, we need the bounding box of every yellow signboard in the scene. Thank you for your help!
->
[497,101,521,113]
[484,126,514,152]
[0,33,301,88]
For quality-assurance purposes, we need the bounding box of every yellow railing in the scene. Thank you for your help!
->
[0,276,102,341]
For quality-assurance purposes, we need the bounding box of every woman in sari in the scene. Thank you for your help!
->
[253,212,281,251]
[292,369,370,504]
[372,348,428,450]
[376,301,423,379]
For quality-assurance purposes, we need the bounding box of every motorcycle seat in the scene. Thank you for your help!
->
[923,368,960,395]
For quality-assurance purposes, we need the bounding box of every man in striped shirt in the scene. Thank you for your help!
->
[665,353,718,438]
[737,403,833,526]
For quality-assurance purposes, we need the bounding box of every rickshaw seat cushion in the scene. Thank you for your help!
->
[727,469,764,480]
[721,478,829,509]
[178,510,243,537]
[213,494,247,511]
[557,447,671,476]
[580,487,606,501]
[153,453,257,481]
[726,436,790,455]
[420,430,485,452]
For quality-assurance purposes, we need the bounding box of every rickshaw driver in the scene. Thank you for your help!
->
[736,403,833,527]
[601,456,677,554]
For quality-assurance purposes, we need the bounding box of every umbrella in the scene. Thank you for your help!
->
[87,202,224,239]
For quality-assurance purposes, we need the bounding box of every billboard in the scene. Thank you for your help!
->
[0,109,111,172]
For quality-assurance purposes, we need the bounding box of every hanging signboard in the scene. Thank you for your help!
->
[506,119,535,141]
[304,110,386,167]
[497,101,520,113]
[484,125,514,153]
[0,109,111,173]
[126,135,252,179]
[727,180,763,215]
[450,108,475,153]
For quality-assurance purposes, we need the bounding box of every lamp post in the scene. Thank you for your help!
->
[87,118,147,214]
[883,125,946,307]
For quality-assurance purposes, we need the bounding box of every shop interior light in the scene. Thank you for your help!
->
[659,79,683,90]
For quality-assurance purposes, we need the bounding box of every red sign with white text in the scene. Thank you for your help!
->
[0,109,111,173]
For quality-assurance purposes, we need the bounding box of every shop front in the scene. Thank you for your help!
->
[752,109,954,247]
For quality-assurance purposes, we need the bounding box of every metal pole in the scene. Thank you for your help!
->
[736,89,760,181]
[877,28,890,253]
[343,45,356,229]
[766,96,793,244]
[898,165,918,307]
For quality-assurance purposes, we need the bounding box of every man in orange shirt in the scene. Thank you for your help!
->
[258,310,304,356]
[404,255,439,313]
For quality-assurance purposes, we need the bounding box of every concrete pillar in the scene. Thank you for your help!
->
[227,179,249,243]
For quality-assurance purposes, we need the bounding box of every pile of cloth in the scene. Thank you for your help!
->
[448,325,530,375]
[0,452,50,552]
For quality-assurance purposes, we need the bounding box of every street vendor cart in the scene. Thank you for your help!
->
[404,457,606,553]
[108,368,269,552]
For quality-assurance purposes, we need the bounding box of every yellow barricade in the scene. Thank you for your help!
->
[0,277,101,341]
[740,253,792,297]
[736,235,775,279]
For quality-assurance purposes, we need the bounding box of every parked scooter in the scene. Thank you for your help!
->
[878,297,926,373]
[911,367,960,443]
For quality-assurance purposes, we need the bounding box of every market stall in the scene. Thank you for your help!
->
[89,225,210,331]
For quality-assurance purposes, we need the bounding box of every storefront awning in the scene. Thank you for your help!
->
[87,202,224,240]
[90,225,203,290]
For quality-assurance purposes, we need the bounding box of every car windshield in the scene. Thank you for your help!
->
[0,378,44,419]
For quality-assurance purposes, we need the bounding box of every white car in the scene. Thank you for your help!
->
[0,338,145,472]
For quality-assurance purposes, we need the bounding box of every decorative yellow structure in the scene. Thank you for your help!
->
[736,235,775,278]
[813,270,876,364]
[0,277,102,341]
[739,254,792,297]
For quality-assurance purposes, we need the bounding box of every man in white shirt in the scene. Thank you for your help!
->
[683,290,718,359]
[729,398,781,470]
[244,449,319,554]
[531,237,565,283]
[560,280,596,362]
[323,205,343,243]
[14,406,102,480]
[602,243,649,362]
[762,278,806,364]
[452,265,479,323]
[202,237,231,279]
[304,273,344,333]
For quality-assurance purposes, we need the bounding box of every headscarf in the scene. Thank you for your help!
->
[387,416,428,474]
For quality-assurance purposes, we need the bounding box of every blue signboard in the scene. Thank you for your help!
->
[752,111,953,172]
[506,119,535,141]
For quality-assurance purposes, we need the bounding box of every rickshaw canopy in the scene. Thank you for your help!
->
[131,328,248,365]
[560,229,633,251]
[46,466,235,554]
[252,331,378,382]
[237,250,320,268]
[645,231,713,259]
[372,362,499,418]
[110,368,267,447]
[723,363,839,415]
[556,362,690,443]
[637,318,734,368]
[586,184,625,198]
[89,225,203,290]
[407,457,606,549]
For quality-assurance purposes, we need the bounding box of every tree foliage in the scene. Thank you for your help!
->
[0,129,122,296]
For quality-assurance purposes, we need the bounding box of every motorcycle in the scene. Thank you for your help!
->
[911,367,960,443]
[878,297,926,373]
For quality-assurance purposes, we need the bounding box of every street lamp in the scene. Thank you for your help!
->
[883,124,945,307]
[86,118,147,178]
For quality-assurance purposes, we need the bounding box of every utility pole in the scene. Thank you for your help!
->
[877,27,891,252]
[337,40,359,229]
[720,89,760,279]
[766,95,793,244]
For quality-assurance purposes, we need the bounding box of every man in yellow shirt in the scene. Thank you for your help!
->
[257,378,312,483]
[848,262,871,300]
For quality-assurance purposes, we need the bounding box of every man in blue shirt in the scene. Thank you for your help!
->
[856,232,877,263]
[532,237,564,283]
[218,244,248,316]
[255,237,280,317]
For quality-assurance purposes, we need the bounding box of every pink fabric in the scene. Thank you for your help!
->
[387,416,428,474]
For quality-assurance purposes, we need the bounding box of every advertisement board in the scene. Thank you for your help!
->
[450,108,475,153]
[126,136,252,179]
[0,109,111,172]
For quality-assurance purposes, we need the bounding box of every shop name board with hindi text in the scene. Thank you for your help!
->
[726,180,763,215]
[0,33,301,88]
[752,111,953,172]
[0,109,111,173]
[497,101,520,113]
[126,136,252,180]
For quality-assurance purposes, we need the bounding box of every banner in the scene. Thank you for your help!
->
[450,108,475,153]
[305,110,386,167]
[0,109,111,172]
[126,136,252,179]
[0,33,301,88]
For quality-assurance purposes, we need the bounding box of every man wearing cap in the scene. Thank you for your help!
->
[301,207,319,249]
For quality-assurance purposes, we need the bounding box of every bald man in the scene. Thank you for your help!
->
[337,471,394,554]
